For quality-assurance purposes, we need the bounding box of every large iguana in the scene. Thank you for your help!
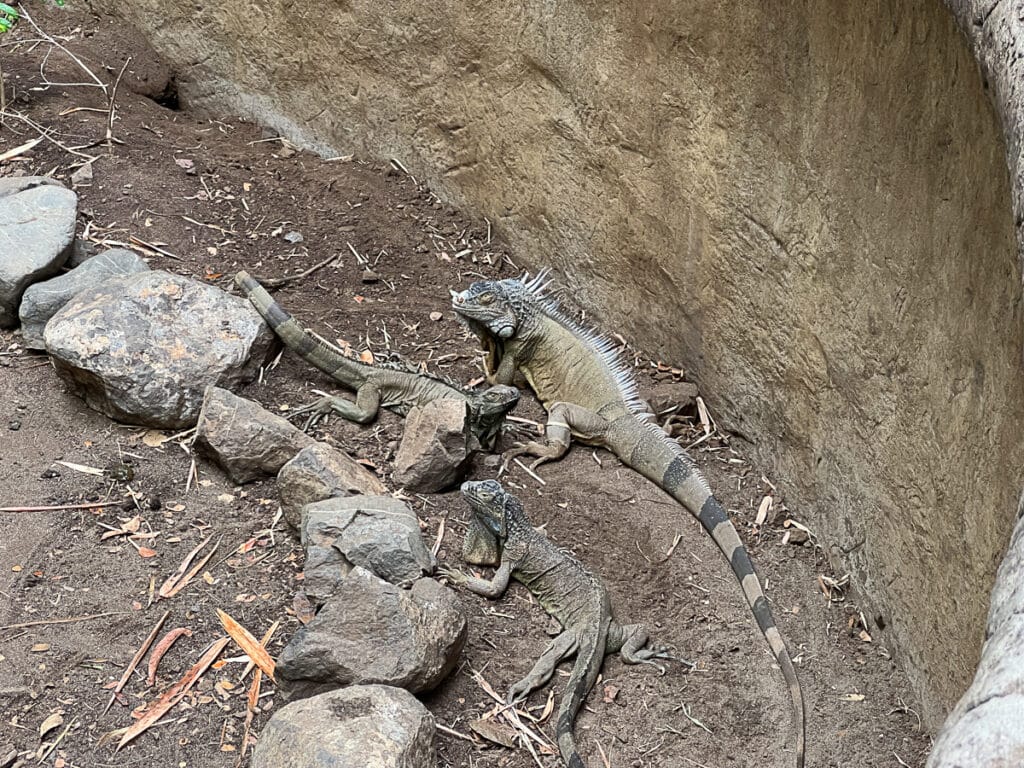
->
[451,271,806,768]
[441,479,674,768]
[234,271,520,452]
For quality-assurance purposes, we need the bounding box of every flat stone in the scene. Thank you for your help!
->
[44,270,273,428]
[301,495,434,599]
[19,248,150,349]
[392,399,470,493]
[195,386,315,484]
[277,443,387,530]
[277,567,466,700]
[251,684,435,768]
[0,177,77,328]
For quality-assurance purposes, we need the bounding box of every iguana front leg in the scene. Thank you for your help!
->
[289,382,382,431]
[503,402,610,471]
[438,560,513,599]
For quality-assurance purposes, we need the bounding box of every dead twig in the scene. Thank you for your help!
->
[436,723,476,742]
[254,252,340,288]
[102,610,169,715]
[0,612,126,631]
[0,500,122,512]
[105,56,131,145]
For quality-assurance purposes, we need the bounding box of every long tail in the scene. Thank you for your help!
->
[234,271,368,388]
[556,623,609,768]
[616,418,806,768]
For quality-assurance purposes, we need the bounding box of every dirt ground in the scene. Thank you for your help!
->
[0,7,932,768]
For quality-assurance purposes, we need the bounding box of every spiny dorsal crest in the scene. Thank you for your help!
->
[515,270,651,418]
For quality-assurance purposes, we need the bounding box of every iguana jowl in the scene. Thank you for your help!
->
[442,479,672,768]
[451,272,806,768]
[235,271,519,452]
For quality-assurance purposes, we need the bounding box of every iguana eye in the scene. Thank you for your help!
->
[480,492,493,501]
[478,293,495,305]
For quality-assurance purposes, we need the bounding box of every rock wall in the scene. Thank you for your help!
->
[96,0,1024,728]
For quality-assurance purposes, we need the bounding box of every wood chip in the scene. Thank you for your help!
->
[216,609,275,681]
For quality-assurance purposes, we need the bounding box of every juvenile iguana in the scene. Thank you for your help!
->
[441,479,674,768]
[451,271,806,768]
[234,271,520,452]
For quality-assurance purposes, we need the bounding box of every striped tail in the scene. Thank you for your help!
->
[556,623,609,768]
[234,271,368,388]
[617,419,806,768]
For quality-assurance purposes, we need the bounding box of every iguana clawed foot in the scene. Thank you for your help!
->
[500,441,560,474]
[435,565,469,586]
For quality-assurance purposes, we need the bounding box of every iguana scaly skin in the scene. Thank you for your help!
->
[452,272,806,768]
[441,479,672,768]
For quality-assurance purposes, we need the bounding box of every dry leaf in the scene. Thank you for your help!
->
[429,311,443,321]
[117,636,230,750]
[55,460,105,476]
[147,627,193,686]
[755,495,773,526]
[137,547,158,559]
[469,717,517,748]
[840,693,866,702]
[39,712,63,739]
[216,610,275,680]
[292,592,316,624]
[142,431,168,448]
[602,685,620,704]
[31,643,50,652]
[359,349,375,364]
[216,493,235,504]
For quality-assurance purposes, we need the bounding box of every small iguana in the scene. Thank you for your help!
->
[441,479,675,768]
[451,271,806,768]
[234,271,520,452]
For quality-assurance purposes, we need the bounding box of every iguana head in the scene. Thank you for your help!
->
[460,478,526,542]
[450,270,551,340]
[466,385,520,451]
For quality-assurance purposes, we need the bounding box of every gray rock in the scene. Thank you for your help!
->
[19,249,150,349]
[195,385,315,483]
[43,270,273,428]
[392,399,470,493]
[252,685,435,768]
[301,495,434,599]
[277,443,387,530]
[0,177,77,328]
[277,567,466,700]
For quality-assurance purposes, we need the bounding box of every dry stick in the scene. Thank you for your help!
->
[0,136,43,162]
[0,500,122,512]
[105,56,131,145]
[128,235,182,261]
[436,723,475,742]
[255,252,341,288]
[102,610,170,715]
[0,109,97,161]
[17,7,107,93]
[0,612,126,631]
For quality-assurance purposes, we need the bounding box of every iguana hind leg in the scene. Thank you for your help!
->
[503,402,609,471]
[607,622,692,674]
[508,629,581,703]
[290,383,382,431]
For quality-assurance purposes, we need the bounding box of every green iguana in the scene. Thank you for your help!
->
[451,271,806,768]
[234,271,520,452]
[441,479,676,768]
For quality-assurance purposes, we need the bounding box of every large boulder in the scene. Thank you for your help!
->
[43,270,273,428]
[0,177,77,327]
[301,495,434,600]
[251,685,435,768]
[276,567,466,700]
[392,399,471,493]
[277,443,387,530]
[195,386,315,483]
[19,248,150,349]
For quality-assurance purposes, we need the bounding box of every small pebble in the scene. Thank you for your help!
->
[8,421,20,431]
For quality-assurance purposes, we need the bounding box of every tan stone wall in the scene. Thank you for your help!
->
[98,0,1024,727]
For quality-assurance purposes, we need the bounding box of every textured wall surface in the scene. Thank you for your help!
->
[96,0,1024,728]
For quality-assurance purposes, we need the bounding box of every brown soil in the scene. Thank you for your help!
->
[0,7,931,768]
